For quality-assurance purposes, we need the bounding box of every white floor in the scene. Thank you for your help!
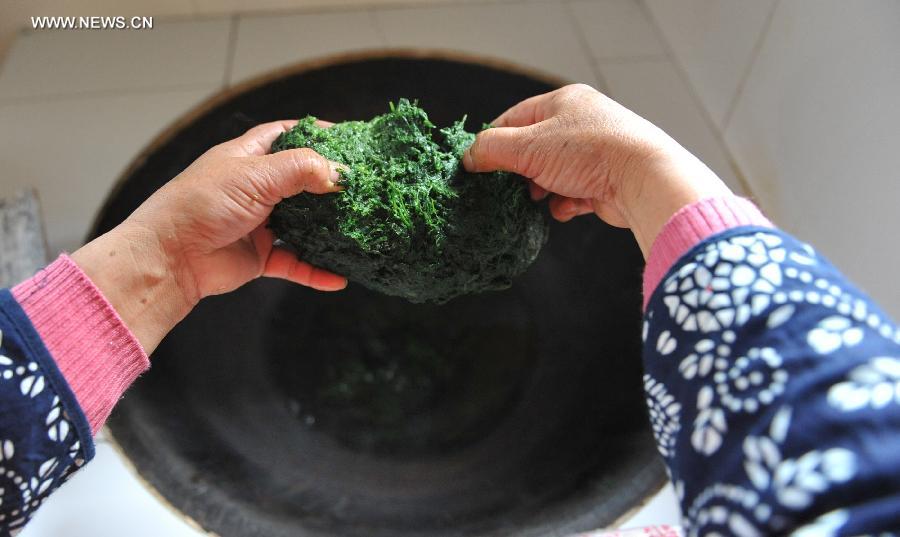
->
[0,1,749,534]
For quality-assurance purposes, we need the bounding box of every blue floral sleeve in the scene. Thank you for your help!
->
[642,227,900,535]
[0,290,94,535]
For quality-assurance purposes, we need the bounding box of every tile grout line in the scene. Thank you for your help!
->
[0,82,218,107]
[561,0,611,93]
[221,14,240,88]
[720,0,780,132]
[635,0,757,201]
[3,0,692,111]
[111,0,544,27]
[592,55,672,65]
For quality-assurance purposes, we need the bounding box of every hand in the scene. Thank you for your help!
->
[463,84,732,256]
[72,120,347,353]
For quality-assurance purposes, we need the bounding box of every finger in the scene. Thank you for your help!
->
[263,248,347,291]
[249,224,276,261]
[549,195,594,222]
[250,148,344,203]
[491,92,550,128]
[251,223,347,291]
[463,125,538,174]
[315,119,335,128]
[217,120,300,157]
[528,180,549,201]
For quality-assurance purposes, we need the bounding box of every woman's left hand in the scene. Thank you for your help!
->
[72,120,347,353]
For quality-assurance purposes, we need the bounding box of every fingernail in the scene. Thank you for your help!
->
[462,149,474,171]
[328,161,347,186]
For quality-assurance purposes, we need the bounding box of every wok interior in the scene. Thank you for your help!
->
[97,55,665,537]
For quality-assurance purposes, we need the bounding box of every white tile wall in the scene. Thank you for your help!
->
[230,10,385,85]
[8,0,193,17]
[570,0,666,60]
[0,3,705,534]
[725,0,900,318]
[0,87,219,254]
[601,60,742,194]
[22,443,206,537]
[0,0,195,64]
[374,1,601,87]
[642,0,777,129]
[0,18,231,100]
[191,0,449,17]
[618,483,681,530]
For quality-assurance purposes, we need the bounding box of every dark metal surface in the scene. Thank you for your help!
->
[93,54,665,537]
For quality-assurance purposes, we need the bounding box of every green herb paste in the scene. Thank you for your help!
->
[269,99,549,303]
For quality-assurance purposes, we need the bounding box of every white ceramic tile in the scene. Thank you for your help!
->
[0,20,22,69]
[725,0,900,319]
[374,1,601,88]
[643,0,776,128]
[21,443,204,537]
[569,0,666,60]
[93,426,110,444]
[619,482,681,529]
[0,86,219,255]
[0,0,195,34]
[230,10,385,85]
[13,0,194,18]
[0,0,196,65]
[192,0,450,16]
[0,18,230,101]
[601,60,741,193]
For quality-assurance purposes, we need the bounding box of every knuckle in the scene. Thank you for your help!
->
[240,125,261,142]
[555,84,598,109]
[238,125,268,152]
[483,132,511,163]
[567,83,594,94]
[232,159,267,190]
[242,122,275,142]
[292,148,327,176]
[234,157,262,181]
[206,141,232,157]
[514,128,544,177]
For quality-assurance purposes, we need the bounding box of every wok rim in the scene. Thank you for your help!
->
[91,48,669,536]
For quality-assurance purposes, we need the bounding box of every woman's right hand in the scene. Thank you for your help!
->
[463,84,732,256]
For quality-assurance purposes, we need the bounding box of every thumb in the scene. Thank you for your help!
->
[251,148,343,203]
[463,126,538,175]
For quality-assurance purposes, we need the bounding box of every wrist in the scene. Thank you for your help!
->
[615,145,732,258]
[71,221,195,354]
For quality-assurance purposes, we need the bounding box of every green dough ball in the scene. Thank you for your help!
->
[269,99,549,304]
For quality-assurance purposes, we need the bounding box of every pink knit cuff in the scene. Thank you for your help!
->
[643,196,773,310]
[12,255,149,435]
